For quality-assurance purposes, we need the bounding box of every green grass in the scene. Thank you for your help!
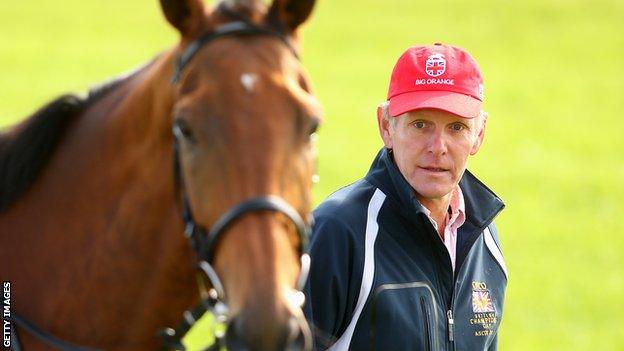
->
[2,0,623,349]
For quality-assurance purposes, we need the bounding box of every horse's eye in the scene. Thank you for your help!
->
[172,118,195,143]
[308,118,320,136]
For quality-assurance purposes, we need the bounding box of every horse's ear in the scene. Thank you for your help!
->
[160,0,206,37]
[266,0,316,33]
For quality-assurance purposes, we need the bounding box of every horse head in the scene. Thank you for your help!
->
[160,0,320,349]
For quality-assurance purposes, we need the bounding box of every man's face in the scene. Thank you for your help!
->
[378,108,486,204]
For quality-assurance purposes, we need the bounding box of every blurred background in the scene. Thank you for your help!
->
[1,0,623,349]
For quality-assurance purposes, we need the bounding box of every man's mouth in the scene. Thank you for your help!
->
[419,166,448,173]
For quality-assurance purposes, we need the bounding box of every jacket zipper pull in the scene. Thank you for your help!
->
[447,310,454,342]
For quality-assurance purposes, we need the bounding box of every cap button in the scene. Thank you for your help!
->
[434,42,443,46]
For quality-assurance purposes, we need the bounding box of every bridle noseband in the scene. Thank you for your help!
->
[162,21,312,350]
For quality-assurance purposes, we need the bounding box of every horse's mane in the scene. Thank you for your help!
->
[0,66,147,213]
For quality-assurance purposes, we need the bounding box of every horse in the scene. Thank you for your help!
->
[0,0,322,349]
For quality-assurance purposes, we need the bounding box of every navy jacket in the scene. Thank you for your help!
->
[305,148,507,350]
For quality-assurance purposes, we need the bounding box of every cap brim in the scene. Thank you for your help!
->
[388,91,482,118]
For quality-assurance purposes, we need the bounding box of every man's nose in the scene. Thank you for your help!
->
[427,131,448,155]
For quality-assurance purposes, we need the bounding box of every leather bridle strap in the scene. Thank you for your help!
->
[205,195,309,261]
[171,21,298,83]
[9,313,102,351]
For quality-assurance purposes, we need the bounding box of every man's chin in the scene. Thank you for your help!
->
[412,186,454,203]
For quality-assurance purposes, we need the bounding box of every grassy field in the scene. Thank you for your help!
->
[2,0,623,349]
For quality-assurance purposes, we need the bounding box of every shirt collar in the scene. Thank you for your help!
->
[421,185,466,230]
[450,186,465,222]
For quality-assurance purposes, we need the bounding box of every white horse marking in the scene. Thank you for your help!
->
[240,73,258,93]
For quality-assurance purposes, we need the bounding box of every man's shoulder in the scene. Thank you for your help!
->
[310,179,386,249]
[314,178,380,224]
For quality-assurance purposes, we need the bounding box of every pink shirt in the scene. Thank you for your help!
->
[421,186,466,272]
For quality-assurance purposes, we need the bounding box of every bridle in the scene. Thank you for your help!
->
[7,21,311,351]
[161,21,312,350]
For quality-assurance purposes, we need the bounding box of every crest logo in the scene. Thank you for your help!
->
[425,54,446,77]
[471,281,496,313]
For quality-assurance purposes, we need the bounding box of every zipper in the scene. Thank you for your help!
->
[447,309,454,342]
[425,218,456,348]
[420,297,431,351]
[448,269,460,350]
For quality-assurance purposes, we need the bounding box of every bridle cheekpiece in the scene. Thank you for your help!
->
[162,20,311,351]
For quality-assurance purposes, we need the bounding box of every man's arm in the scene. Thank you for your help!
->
[304,214,361,350]
[487,333,499,350]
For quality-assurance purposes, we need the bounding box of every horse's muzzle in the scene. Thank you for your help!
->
[225,314,312,351]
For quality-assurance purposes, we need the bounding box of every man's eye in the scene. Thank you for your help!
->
[451,123,465,131]
[414,121,426,129]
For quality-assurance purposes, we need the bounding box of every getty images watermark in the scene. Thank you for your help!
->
[2,281,10,348]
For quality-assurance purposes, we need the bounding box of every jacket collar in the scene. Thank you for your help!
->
[364,148,504,229]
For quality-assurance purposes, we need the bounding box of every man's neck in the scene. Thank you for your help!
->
[418,194,452,237]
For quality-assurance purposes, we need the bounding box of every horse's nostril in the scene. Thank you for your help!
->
[285,317,301,349]
[224,313,311,351]
[286,315,313,351]
[225,317,250,351]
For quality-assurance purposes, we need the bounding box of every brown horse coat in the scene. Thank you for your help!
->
[0,0,321,349]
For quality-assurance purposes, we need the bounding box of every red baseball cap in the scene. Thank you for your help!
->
[387,43,484,118]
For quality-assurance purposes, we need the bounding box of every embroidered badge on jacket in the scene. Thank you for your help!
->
[470,281,498,337]
[472,289,495,313]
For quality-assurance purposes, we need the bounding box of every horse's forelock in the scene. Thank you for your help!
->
[215,0,268,23]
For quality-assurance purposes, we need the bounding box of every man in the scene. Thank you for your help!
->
[304,44,507,350]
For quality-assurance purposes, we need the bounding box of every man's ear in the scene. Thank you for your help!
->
[470,113,487,155]
[377,103,394,149]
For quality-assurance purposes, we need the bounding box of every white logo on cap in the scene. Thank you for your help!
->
[425,54,446,77]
